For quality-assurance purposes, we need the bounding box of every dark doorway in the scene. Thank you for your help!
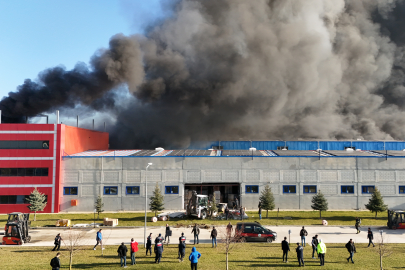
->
[184,183,240,208]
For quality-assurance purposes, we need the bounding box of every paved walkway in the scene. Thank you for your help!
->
[3,225,404,247]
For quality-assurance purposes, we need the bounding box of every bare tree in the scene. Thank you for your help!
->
[219,226,243,270]
[374,232,392,270]
[62,228,88,270]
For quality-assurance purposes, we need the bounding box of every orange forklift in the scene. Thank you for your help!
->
[2,212,31,245]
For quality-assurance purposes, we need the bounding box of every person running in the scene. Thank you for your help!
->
[311,235,319,259]
[189,247,201,270]
[211,226,218,248]
[154,237,164,264]
[178,232,186,262]
[50,252,61,270]
[282,237,290,263]
[191,224,200,244]
[117,242,128,268]
[165,224,171,244]
[345,239,356,264]
[367,228,375,247]
[93,229,104,250]
[52,233,62,251]
[317,239,327,266]
[355,217,361,234]
[300,226,308,247]
[258,201,262,220]
[146,233,153,256]
[296,243,304,267]
[130,238,138,265]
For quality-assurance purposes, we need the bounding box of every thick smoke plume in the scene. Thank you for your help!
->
[3,0,405,149]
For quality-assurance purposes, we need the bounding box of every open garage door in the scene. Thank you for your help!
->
[184,183,240,209]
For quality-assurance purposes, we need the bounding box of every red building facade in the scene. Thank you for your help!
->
[0,124,108,214]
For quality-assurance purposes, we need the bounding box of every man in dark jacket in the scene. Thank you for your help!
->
[117,242,128,268]
[146,233,153,256]
[191,224,200,244]
[355,217,361,234]
[165,224,171,244]
[258,201,262,220]
[367,228,375,247]
[50,252,61,270]
[300,226,308,247]
[296,243,304,267]
[154,238,164,264]
[189,247,201,270]
[211,226,218,248]
[282,237,290,263]
[155,233,164,244]
[225,206,230,220]
[52,233,62,251]
[311,235,319,259]
[178,232,186,262]
[345,239,356,263]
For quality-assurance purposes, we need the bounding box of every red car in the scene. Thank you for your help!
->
[236,222,277,243]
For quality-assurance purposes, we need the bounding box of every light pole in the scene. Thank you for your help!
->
[144,163,153,248]
[93,209,96,228]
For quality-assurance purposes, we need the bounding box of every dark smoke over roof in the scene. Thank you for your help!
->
[2,0,405,149]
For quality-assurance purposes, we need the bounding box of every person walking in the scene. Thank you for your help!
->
[52,233,62,251]
[367,228,375,247]
[240,206,244,220]
[165,224,171,244]
[191,224,200,244]
[311,235,319,259]
[189,246,201,270]
[258,201,262,220]
[226,222,233,236]
[146,233,153,256]
[355,217,361,234]
[225,206,229,220]
[154,237,164,264]
[317,239,327,266]
[282,236,290,263]
[130,238,138,265]
[178,232,186,262]
[50,252,61,270]
[211,226,217,248]
[296,243,305,267]
[93,229,104,250]
[300,226,308,247]
[345,239,356,264]
[117,242,128,268]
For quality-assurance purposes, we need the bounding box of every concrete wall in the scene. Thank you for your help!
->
[61,156,405,212]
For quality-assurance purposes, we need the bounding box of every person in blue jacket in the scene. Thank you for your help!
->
[189,247,201,270]
[93,229,104,250]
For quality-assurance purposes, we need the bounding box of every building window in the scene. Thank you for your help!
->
[0,195,29,204]
[303,185,317,193]
[0,168,48,177]
[399,186,405,194]
[283,185,296,194]
[64,187,78,195]
[0,140,49,149]
[341,186,354,194]
[165,186,179,194]
[104,186,118,195]
[246,185,259,193]
[126,186,140,195]
[362,186,375,194]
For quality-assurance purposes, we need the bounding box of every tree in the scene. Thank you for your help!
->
[219,226,243,270]
[365,188,388,219]
[209,193,218,218]
[259,185,275,218]
[94,195,104,219]
[374,232,392,270]
[63,228,88,270]
[150,183,165,216]
[26,187,47,221]
[311,191,328,218]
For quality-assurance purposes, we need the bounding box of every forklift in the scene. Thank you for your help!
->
[2,212,31,245]
[387,210,405,229]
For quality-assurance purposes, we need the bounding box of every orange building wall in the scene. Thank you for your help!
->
[62,125,109,155]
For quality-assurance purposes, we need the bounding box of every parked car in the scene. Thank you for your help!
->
[236,222,277,243]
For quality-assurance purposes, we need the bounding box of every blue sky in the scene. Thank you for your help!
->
[0,0,164,99]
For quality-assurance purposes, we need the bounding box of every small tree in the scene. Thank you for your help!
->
[94,195,104,219]
[365,188,388,219]
[63,228,88,270]
[259,185,275,218]
[150,183,165,217]
[210,193,218,218]
[26,187,47,221]
[374,232,392,270]
[219,226,243,270]
[311,191,328,218]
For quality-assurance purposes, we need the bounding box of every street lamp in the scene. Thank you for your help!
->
[93,209,96,228]
[144,163,153,248]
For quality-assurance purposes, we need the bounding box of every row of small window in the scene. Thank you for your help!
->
[247,185,405,194]
[0,195,48,204]
[64,186,180,195]
[0,168,49,177]
[0,140,49,149]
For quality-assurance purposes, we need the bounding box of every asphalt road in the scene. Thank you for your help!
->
[2,225,404,247]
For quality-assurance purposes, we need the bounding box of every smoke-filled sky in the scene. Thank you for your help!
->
[2,0,405,149]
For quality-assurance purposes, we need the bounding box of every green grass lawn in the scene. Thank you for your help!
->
[0,210,389,228]
[0,243,402,269]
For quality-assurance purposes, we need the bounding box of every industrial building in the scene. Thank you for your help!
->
[2,122,405,213]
